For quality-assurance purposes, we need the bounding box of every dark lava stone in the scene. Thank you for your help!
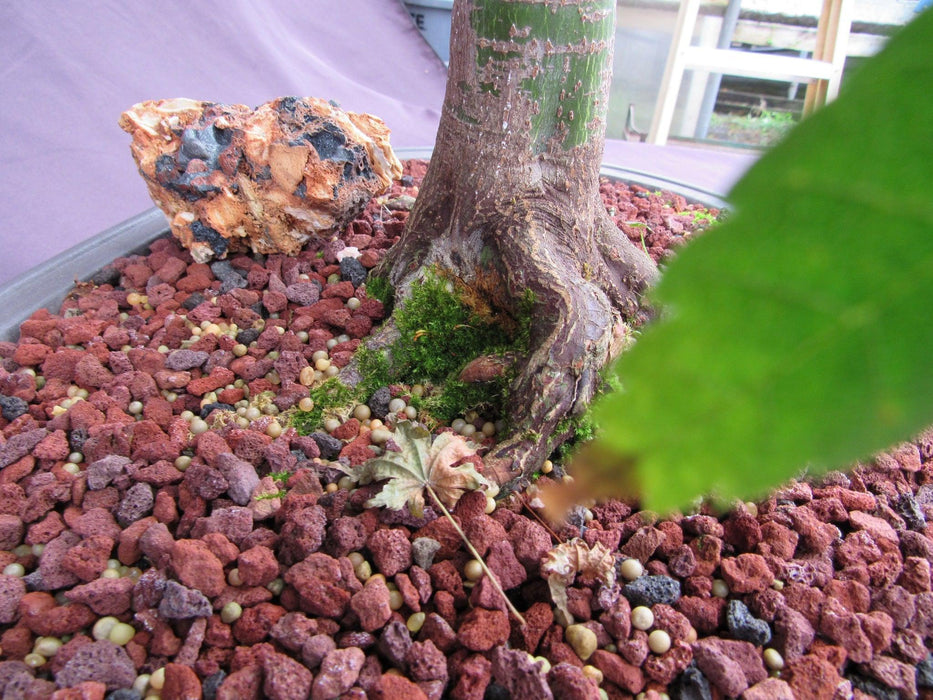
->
[367,387,391,420]
[726,599,771,646]
[202,670,227,700]
[621,575,681,607]
[182,292,206,311]
[671,663,712,700]
[105,690,142,700]
[918,654,933,689]
[484,682,510,700]
[236,328,261,345]
[200,402,236,419]
[69,428,89,452]
[401,175,414,187]
[847,673,899,700]
[210,260,247,292]
[894,492,926,531]
[89,264,120,286]
[0,394,28,421]
[339,256,367,288]
[311,432,343,460]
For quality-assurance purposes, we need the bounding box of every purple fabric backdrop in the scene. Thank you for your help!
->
[0,0,447,286]
[0,1,754,288]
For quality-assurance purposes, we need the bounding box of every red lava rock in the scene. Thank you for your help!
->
[784,654,843,700]
[216,664,263,700]
[457,607,510,651]
[284,552,352,619]
[63,577,134,616]
[370,674,429,700]
[54,640,137,692]
[450,653,492,700]
[643,639,693,686]
[684,537,724,582]
[405,639,448,684]
[719,553,774,594]
[419,612,457,653]
[171,538,226,597]
[311,646,365,699]
[590,649,645,694]
[259,647,313,700]
[162,662,203,700]
[49,680,108,700]
[818,596,873,663]
[691,638,766,697]
[237,545,279,587]
[61,535,114,581]
[743,677,796,700]
[470,540,527,611]
[547,662,600,700]
[773,605,816,662]
[507,517,552,575]
[233,602,286,645]
[339,431,375,466]
[368,528,413,578]
[350,575,393,632]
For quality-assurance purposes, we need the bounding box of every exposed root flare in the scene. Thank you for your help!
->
[377,192,658,486]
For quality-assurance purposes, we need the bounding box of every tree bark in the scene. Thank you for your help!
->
[379,0,658,484]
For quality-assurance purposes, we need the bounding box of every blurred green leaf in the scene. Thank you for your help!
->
[590,9,933,513]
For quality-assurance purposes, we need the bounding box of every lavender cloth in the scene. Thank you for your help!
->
[0,0,447,286]
[0,1,754,288]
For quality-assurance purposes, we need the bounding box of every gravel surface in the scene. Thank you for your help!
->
[0,160,930,699]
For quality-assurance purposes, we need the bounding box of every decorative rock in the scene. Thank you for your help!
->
[120,97,402,262]
[0,575,26,624]
[171,539,226,597]
[411,537,442,571]
[213,453,260,506]
[115,482,154,527]
[339,256,368,287]
[719,553,773,594]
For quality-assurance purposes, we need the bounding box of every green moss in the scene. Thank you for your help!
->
[350,269,533,424]
[392,274,504,383]
[290,378,359,435]
[365,276,395,312]
[413,377,509,425]
[355,346,393,399]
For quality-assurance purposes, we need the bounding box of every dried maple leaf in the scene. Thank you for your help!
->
[356,421,488,518]
[540,538,616,626]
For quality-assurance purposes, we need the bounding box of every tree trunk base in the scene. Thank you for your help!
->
[375,167,658,484]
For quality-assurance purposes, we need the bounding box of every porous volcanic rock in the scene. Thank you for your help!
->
[120,96,402,262]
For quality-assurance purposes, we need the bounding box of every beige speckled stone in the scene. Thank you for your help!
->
[120,96,402,262]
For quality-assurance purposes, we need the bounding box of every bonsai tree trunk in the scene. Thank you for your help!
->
[379,0,657,483]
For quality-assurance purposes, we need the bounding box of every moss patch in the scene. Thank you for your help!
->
[368,270,532,425]
[291,378,358,435]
